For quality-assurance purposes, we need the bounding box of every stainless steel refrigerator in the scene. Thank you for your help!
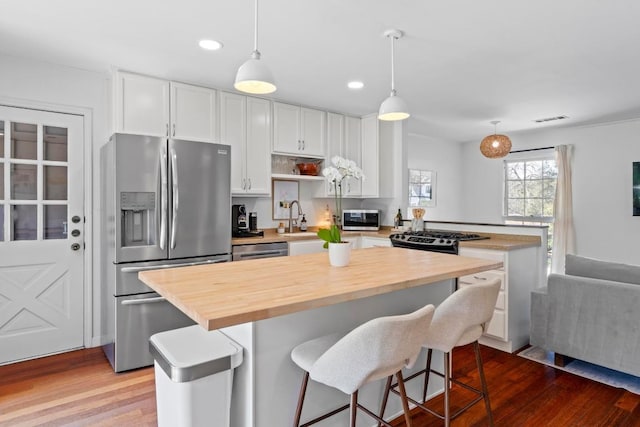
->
[101,133,231,372]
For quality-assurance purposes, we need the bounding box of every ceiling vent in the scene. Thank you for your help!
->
[533,115,569,123]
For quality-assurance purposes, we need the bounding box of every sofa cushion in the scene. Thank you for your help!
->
[565,254,640,285]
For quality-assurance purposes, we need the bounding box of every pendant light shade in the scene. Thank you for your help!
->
[480,121,512,158]
[378,29,409,121]
[234,0,276,94]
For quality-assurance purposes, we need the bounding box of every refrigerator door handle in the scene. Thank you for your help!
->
[159,145,168,250]
[120,258,228,273]
[170,147,179,249]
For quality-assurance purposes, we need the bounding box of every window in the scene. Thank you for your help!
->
[504,156,557,269]
[409,169,436,207]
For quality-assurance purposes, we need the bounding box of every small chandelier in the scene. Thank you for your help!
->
[480,121,512,158]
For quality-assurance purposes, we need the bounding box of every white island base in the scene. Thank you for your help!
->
[222,279,454,427]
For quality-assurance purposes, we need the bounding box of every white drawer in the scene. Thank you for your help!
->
[458,269,505,291]
[459,247,505,265]
[484,310,506,340]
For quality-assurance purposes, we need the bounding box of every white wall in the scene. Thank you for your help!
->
[460,119,640,264]
[406,133,463,221]
[0,53,110,345]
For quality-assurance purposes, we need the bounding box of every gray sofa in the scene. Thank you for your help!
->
[530,254,640,377]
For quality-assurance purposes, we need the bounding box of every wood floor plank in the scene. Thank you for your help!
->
[1,344,639,426]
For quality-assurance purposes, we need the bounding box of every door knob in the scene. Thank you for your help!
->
[71,243,81,251]
[72,216,81,223]
[71,229,81,237]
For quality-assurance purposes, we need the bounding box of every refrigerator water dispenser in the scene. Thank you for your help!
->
[121,192,156,247]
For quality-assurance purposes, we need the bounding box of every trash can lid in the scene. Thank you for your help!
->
[150,326,243,383]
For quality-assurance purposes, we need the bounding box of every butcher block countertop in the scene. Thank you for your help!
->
[139,247,502,331]
[232,228,540,251]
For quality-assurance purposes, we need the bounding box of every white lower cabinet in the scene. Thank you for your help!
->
[360,236,391,248]
[288,239,325,256]
[459,245,538,353]
[458,269,506,340]
[288,237,360,256]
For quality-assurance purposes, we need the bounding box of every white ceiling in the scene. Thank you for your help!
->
[2,0,640,142]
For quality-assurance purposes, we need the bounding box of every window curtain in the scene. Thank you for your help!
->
[551,145,575,273]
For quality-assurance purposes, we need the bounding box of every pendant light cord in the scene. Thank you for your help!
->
[254,0,259,53]
[390,34,396,94]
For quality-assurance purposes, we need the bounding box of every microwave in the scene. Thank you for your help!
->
[342,209,380,231]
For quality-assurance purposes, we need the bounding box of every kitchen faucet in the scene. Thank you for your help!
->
[288,200,303,233]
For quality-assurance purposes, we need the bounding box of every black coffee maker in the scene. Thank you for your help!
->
[232,205,263,237]
[232,204,249,234]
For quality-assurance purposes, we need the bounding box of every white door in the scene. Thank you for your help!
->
[0,106,84,364]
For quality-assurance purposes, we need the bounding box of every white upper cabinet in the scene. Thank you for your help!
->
[170,82,216,142]
[320,113,361,197]
[115,71,217,142]
[360,114,379,197]
[273,102,325,157]
[344,115,362,196]
[116,72,169,137]
[220,92,270,196]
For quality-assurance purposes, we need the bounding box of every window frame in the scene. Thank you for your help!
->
[502,153,557,223]
[408,169,437,208]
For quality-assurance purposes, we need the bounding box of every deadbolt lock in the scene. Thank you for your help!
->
[71,243,81,251]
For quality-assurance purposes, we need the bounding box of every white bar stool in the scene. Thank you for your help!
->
[290,303,436,427]
[379,278,501,427]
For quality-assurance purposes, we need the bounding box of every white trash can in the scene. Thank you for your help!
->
[150,325,243,427]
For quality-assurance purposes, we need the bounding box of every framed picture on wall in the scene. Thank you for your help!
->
[634,162,640,216]
[273,179,299,220]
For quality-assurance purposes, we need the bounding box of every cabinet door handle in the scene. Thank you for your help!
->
[242,178,246,190]
[165,123,169,136]
[248,178,252,190]
[297,140,301,150]
[302,140,305,150]
[172,123,176,137]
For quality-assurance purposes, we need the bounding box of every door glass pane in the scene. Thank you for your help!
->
[44,126,68,162]
[11,204,36,240]
[11,122,37,160]
[11,164,37,200]
[0,121,4,158]
[44,166,67,200]
[0,205,4,241]
[44,205,67,240]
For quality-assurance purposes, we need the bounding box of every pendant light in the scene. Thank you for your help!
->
[480,121,512,158]
[378,29,410,121]
[234,0,276,94]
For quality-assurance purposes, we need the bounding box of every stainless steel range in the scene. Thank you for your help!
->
[389,230,489,254]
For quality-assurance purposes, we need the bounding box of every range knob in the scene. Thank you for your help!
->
[446,240,452,244]
[439,239,445,243]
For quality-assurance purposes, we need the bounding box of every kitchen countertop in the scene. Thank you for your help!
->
[232,228,541,251]
[139,247,502,330]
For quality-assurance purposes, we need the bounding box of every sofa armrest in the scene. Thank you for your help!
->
[530,286,548,347]
[546,273,640,376]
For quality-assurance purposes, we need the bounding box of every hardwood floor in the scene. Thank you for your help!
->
[1,344,638,426]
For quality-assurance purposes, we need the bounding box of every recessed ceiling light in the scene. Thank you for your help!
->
[347,81,364,90]
[199,39,223,51]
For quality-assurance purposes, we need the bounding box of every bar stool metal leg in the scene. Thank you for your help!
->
[293,372,309,427]
[444,351,451,427]
[350,391,358,427]
[396,371,413,427]
[474,341,494,427]
[422,348,433,402]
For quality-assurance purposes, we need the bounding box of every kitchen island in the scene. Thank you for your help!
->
[140,247,501,427]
